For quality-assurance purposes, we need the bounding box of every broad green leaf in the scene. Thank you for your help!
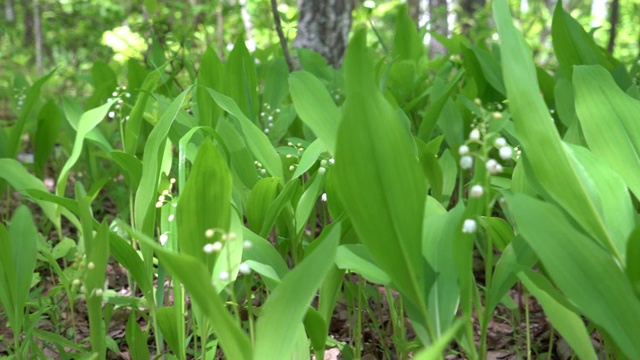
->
[335,29,432,337]
[156,306,185,360]
[563,143,634,259]
[246,177,280,233]
[126,312,150,360]
[177,139,232,272]
[196,47,223,128]
[125,67,161,154]
[85,222,110,359]
[294,172,325,234]
[259,179,299,237]
[423,204,464,336]
[0,159,59,228]
[110,151,143,189]
[487,235,537,314]
[263,58,290,107]
[0,206,37,341]
[289,71,340,154]
[303,307,327,358]
[551,2,613,79]
[493,0,619,260]
[292,139,326,179]
[505,193,640,358]
[335,244,391,285]
[225,37,258,120]
[253,223,339,360]
[134,87,191,234]
[518,269,597,360]
[57,99,116,197]
[574,65,640,200]
[206,88,284,180]
[34,100,62,178]
[108,232,154,304]
[392,4,423,61]
[627,226,640,298]
[7,69,56,158]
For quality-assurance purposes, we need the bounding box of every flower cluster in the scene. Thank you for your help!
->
[107,85,131,121]
[202,229,254,281]
[260,102,281,134]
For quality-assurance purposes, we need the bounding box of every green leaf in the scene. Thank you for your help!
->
[7,69,56,158]
[177,139,232,272]
[505,193,640,358]
[246,177,280,233]
[206,88,284,180]
[34,100,62,178]
[85,222,110,359]
[134,87,191,234]
[335,30,429,317]
[157,306,185,359]
[294,173,325,234]
[518,269,597,360]
[253,223,339,360]
[626,226,640,299]
[493,0,620,261]
[551,2,613,78]
[225,37,258,121]
[573,65,640,200]
[56,99,117,197]
[0,206,37,340]
[289,71,341,154]
[125,67,161,154]
[196,47,223,128]
[335,244,390,285]
[126,312,150,360]
[0,159,59,228]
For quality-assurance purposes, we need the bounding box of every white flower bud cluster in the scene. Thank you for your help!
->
[261,102,281,134]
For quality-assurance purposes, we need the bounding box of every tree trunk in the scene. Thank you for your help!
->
[5,0,14,22]
[606,0,619,53]
[408,0,421,27]
[428,0,447,56]
[33,0,43,75]
[293,0,354,68]
[238,0,255,51]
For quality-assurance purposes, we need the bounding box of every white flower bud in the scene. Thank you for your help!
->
[159,234,169,245]
[168,214,175,222]
[460,156,474,170]
[492,112,503,119]
[499,147,512,160]
[486,159,499,173]
[320,193,327,202]
[318,167,326,175]
[470,185,484,198]
[243,240,252,249]
[87,262,95,270]
[205,229,215,238]
[238,262,251,275]
[494,137,507,148]
[219,271,230,281]
[462,219,477,234]
[469,129,481,142]
[458,144,470,155]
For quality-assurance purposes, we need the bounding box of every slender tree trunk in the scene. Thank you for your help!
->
[408,0,421,27]
[216,1,225,60]
[293,0,355,68]
[33,0,43,75]
[238,0,255,51]
[428,0,447,56]
[606,0,619,53]
[5,0,14,22]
